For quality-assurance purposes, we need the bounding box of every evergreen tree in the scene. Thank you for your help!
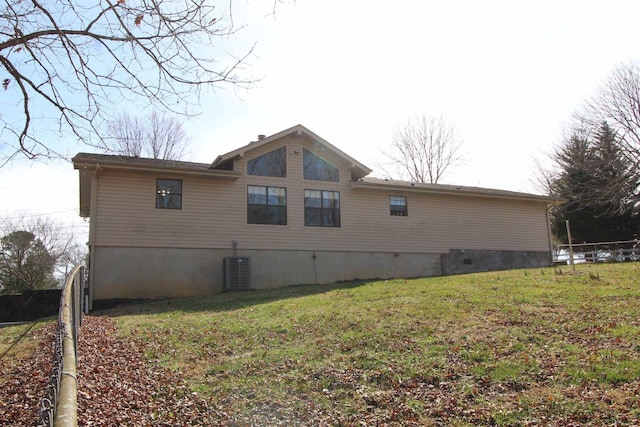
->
[0,230,57,293]
[549,122,639,243]
[592,123,639,216]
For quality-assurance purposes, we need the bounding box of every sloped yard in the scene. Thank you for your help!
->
[2,263,640,425]
[103,263,640,426]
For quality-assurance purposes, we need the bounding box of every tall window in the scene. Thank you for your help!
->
[247,186,287,225]
[303,148,339,182]
[304,190,340,227]
[156,179,182,209]
[390,196,408,216]
[247,147,286,177]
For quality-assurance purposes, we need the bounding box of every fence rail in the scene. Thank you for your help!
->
[39,264,85,427]
[553,239,640,264]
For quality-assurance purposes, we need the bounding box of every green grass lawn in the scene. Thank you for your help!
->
[0,320,50,362]
[101,263,640,426]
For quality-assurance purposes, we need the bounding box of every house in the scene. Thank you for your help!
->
[73,124,558,306]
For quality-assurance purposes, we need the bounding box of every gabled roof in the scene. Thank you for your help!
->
[355,177,562,204]
[211,124,373,180]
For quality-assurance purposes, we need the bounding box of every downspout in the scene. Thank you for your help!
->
[87,170,99,311]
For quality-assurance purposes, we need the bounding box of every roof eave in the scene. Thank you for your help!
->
[211,155,223,168]
[351,164,373,181]
[214,125,305,164]
[352,181,561,203]
[73,159,241,179]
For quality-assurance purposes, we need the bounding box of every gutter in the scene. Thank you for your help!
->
[73,161,241,180]
[351,181,560,204]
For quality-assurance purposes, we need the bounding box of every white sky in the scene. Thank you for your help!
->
[2,0,640,246]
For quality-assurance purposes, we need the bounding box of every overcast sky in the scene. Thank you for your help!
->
[2,0,640,245]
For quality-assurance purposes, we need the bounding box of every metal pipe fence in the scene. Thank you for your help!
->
[38,264,86,427]
[553,239,640,264]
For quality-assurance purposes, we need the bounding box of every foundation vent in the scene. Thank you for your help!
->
[223,257,252,291]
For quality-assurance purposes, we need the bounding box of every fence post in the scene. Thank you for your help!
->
[566,220,576,273]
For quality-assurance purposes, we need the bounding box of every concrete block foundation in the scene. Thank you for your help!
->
[91,247,552,301]
[442,249,552,276]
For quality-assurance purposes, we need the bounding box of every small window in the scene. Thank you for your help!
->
[247,147,286,177]
[303,148,339,182]
[304,190,340,227]
[247,185,287,225]
[390,196,407,216]
[156,179,182,209]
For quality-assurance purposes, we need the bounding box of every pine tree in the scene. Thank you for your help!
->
[549,122,639,243]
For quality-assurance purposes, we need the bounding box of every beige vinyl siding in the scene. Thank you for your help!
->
[93,135,550,253]
[346,190,549,253]
[94,171,244,247]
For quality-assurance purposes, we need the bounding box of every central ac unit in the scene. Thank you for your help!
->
[223,257,252,291]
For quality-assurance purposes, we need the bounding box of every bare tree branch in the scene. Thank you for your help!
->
[0,0,258,164]
[379,113,465,184]
[104,110,190,160]
[582,60,640,170]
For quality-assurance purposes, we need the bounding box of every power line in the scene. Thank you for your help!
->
[0,208,79,219]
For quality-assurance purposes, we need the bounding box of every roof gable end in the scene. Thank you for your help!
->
[211,124,372,180]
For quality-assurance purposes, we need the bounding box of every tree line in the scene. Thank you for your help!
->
[0,217,84,293]
[540,61,640,244]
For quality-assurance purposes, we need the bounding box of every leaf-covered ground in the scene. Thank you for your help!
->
[76,315,230,426]
[0,321,54,426]
[1,317,229,426]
